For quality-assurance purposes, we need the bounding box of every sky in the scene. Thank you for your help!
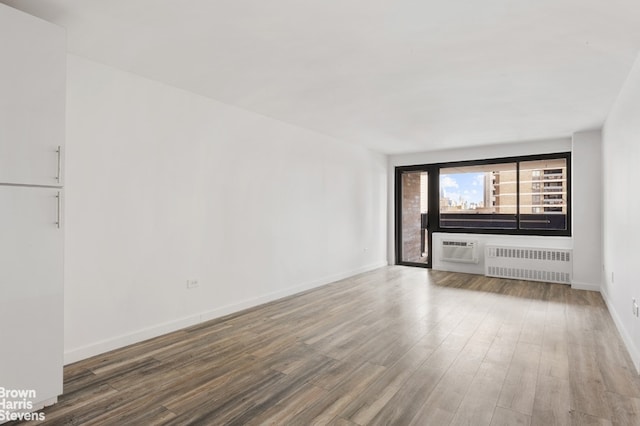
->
[440,172,485,205]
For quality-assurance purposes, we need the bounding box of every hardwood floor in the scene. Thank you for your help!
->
[11,266,640,425]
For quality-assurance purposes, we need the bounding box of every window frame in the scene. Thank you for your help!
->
[395,151,571,238]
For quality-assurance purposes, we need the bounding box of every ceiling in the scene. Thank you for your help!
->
[3,0,640,154]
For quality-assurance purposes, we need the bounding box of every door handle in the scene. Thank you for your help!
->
[421,213,429,229]
[56,192,61,229]
[56,146,62,184]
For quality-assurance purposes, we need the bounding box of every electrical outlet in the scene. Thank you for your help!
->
[633,299,639,318]
[186,279,199,289]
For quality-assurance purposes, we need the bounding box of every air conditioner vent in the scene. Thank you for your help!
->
[443,240,472,247]
[441,240,478,264]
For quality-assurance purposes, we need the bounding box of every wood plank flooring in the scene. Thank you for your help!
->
[10,266,640,425]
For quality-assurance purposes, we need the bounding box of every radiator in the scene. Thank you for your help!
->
[485,245,572,284]
[441,240,478,263]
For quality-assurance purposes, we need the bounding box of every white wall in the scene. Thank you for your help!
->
[602,53,640,372]
[387,138,573,265]
[571,130,603,290]
[64,55,387,363]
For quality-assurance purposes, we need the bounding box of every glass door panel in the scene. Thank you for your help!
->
[400,170,430,265]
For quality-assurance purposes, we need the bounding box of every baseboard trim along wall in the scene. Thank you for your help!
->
[570,281,601,292]
[600,288,640,374]
[64,261,388,365]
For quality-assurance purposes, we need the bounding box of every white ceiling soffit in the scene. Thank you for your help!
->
[3,0,640,154]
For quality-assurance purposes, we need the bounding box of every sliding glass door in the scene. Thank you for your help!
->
[396,168,434,267]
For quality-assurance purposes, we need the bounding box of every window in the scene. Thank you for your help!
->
[519,158,568,230]
[436,153,570,235]
[439,163,517,229]
[395,152,570,269]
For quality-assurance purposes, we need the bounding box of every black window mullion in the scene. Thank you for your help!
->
[516,162,521,230]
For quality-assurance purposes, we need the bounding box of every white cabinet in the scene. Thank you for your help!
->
[0,4,66,186]
[0,3,65,416]
[0,186,64,407]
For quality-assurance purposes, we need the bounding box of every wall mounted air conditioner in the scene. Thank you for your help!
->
[441,240,479,263]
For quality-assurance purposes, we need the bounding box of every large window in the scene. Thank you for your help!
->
[395,152,570,268]
[438,154,569,233]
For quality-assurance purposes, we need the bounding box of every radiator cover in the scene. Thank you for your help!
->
[485,245,572,284]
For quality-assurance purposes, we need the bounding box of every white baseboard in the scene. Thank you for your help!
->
[571,281,601,291]
[32,396,58,412]
[63,314,203,365]
[64,261,388,365]
[600,288,640,374]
